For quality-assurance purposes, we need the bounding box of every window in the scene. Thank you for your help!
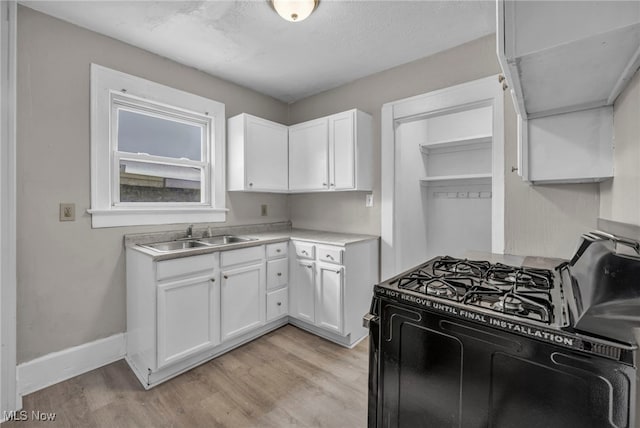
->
[90,64,226,227]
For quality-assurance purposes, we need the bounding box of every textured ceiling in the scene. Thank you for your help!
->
[21,0,496,103]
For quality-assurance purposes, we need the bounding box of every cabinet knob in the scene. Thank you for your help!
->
[277,302,282,306]
[277,272,282,276]
[498,74,505,83]
[249,182,253,187]
[335,269,341,274]
[223,275,228,279]
[276,249,281,253]
[502,82,508,91]
[302,250,308,255]
[322,182,327,186]
[330,183,335,187]
[306,265,312,269]
[210,278,216,282]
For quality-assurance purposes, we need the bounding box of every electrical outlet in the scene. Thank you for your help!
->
[59,203,75,221]
[261,204,268,216]
[365,193,374,208]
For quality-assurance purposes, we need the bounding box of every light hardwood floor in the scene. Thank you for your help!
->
[4,325,370,428]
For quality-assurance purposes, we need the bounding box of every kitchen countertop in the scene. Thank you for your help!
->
[465,251,566,270]
[125,223,379,261]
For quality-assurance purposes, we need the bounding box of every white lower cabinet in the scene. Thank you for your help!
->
[291,258,316,323]
[126,236,378,388]
[289,239,378,346]
[220,262,266,341]
[315,263,344,334]
[157,274,219,368]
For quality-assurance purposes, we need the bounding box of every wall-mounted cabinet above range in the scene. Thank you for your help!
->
[497,0,640,184]
[227,109,373,194]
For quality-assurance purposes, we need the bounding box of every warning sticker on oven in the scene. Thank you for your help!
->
[375,286,583,350]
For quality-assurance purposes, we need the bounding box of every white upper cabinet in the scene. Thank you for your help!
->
[289,118,330,191]
[289,109,373,193]
[497,0,640,184]
[227,114,288,192]
[228,109,373,193]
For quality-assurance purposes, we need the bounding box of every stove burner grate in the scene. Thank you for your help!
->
[393,256,557,324]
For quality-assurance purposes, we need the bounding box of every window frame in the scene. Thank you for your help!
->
[89,64,227,228]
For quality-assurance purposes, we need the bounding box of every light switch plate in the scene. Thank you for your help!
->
[365,193,374,208]
[59,203,75,221]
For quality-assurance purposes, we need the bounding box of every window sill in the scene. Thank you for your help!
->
[87,207,228,228]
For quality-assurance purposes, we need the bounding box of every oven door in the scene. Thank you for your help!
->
[374,298,635,428]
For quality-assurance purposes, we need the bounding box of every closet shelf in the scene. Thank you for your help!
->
[420,173,492,187]
[419,135,492,154]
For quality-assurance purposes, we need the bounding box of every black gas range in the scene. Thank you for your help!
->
[365,231,639,428]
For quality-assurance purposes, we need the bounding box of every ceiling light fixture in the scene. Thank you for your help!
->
[271,0,318,22]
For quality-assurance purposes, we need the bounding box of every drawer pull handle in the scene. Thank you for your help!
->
[302,250,308,255]
[277,272,282,276]
[277,302,282,306]
[326,254,334,260]
[223,275,228,279]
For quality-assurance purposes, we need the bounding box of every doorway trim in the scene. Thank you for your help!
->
[1,0,18,417]
[380,75,505,280]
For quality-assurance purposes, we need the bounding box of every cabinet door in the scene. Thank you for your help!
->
[289,118,329,191]
[330,111,355,190]
[316,263,344,335]
[290,259,315,323]
[245,116,289,191]
[157,274,219,368]
[221,263,266,342]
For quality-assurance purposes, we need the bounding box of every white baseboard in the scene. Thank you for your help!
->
[17,333,126,397]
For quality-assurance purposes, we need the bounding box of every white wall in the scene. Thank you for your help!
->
[600,69,640,225]
[288,35,601,258]
[17,6,289,363]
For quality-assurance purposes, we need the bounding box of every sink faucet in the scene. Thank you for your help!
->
[186,224,193,238]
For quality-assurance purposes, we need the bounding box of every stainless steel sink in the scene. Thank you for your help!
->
[139,240,211,252]
[139,235,258,252]
[197,235,258,245]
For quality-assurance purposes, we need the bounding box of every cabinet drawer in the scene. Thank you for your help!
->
[266,242,288,259]
[156,253,216,281]
[267,288,288,321]
[317,245,344,265]
[267,258,288,290]
[220,245,264,268]
[293,241,315,260]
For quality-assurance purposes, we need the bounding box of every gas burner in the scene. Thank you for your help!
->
[426,280,457,298]
[493,295,524,313]
[505,273,532,283]
[433,256,491,278]
[486,264,553,290]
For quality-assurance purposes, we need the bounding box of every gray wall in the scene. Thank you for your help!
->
[600,69,640,225]
[17,6,289,363]
[288,35,600,258]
